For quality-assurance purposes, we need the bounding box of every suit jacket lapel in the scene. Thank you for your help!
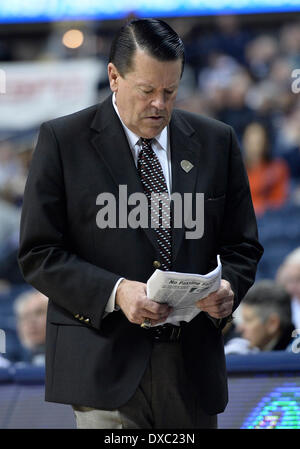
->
[170,111,202,263]
[90,96,158,250]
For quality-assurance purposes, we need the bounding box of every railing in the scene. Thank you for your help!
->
[0,352,299,429]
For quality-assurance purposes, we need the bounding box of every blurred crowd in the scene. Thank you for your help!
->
[181,15,300,212]
[1,14,300,365]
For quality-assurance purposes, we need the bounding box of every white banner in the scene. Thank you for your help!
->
[0,59,106,130]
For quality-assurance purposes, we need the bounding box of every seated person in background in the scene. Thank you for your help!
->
[0,328,11,367]
[243,122,290,216]
[276,247,300,330]
[0,354,11,368]
[14,290,48,365]
[225,280,295,354]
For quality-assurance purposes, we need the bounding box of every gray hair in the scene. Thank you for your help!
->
[283,247,300,266]
[242,280,292,330]
[14,289,48,317]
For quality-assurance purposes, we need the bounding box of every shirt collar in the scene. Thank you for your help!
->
[112,93,168,152]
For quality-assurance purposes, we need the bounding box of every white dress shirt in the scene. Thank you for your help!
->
[291,297,300,330]
[104,94,172,315]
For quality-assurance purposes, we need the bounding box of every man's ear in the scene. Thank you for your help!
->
[107,62,120,93]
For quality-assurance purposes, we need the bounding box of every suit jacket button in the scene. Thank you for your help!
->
[75,314,80,319]
[153,260,161,269]
[84,318,90,323]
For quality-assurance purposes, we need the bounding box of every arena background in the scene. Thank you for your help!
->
[0,0,300,429]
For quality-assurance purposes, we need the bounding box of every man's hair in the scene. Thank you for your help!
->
[109,18,185,77]
[243,280,292,330]
[14,289,48,317]
[283,247,300,266]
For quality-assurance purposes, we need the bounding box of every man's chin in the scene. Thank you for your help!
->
[140,124,166,139]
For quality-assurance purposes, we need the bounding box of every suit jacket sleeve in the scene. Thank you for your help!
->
[219,126,263,314]
[18,122,121,330]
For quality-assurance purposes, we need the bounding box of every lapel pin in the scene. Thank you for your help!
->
[180,160,194,173]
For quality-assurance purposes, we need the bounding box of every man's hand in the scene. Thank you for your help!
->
[115,279,172,326]
[195,279,234,319]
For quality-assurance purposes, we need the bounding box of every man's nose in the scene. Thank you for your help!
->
[150,93,166,111]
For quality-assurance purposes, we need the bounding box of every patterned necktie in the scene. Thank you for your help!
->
[137,138,172,271]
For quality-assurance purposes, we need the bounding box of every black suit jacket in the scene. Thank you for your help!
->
[18,95,263,415]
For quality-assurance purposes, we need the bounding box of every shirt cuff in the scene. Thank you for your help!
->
[104,277,124,314]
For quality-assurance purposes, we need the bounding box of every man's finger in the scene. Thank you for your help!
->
[197,293,233,308]
[201,303,232,315]
[144,299,171,315]
[199,279,233,301]
[141,308,171,321]
[147,317,170,326]
[196,296,234,315]
[202,285,232,301]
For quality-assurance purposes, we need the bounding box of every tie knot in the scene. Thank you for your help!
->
[141,138,153,149]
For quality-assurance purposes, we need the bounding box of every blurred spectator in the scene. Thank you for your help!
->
[245,35,278,81]
[0,144,32,207]
[276,247,300,330]
[14,290,48,365]
[279,22,300,68]
[225,280,295,354]
[215,71,257,140]
[0,325,11,366]
[0,245,25,285]
[213,15,253,65]
[0,198,20,249]
[184,14,251,73]
[243,122,290,215]
[275,108,300,201]
[198,53,241,94]
[224,336,259,355]
[0,144,33,286]
[0,354,11,368]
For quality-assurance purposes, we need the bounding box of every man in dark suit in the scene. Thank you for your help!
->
[18,19,263,428]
